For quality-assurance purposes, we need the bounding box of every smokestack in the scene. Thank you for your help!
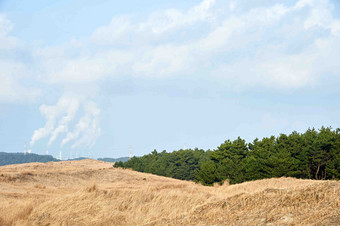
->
[24,141,27,155]
[69,150,72,160]
[59,150,62,160]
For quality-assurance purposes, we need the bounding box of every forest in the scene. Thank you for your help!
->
[114,127,340,185]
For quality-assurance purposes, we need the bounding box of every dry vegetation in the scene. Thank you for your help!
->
[0,159,339,225]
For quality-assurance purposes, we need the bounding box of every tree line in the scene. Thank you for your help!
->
[0,153,131,166]
[98,157,129,163]
[0,152,59,166]
[114,127,340,185]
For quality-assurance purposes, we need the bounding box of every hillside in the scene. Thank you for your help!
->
[0,152,59,166]
[0,152,129,166]
[0,160,339,225]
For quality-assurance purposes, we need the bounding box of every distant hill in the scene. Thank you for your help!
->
[0,152,59,166]
[97,157,129,163]
[67,157,88,161]
[0,152,130,166]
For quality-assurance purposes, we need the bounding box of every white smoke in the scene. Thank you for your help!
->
[30,101,62,147]
[71,101,101,149]
[47,97,79,146]
[30,96,100,150]
[61,100,101,149]
[60,115,90,147]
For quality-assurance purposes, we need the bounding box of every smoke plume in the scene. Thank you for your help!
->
[30,96,100,150]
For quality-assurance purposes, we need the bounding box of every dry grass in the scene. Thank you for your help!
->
[0,159,339,225]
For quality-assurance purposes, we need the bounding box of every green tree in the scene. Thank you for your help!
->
[194,160,217,185]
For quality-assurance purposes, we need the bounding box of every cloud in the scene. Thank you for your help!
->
[208,0,340,89]
[31,0,339,90]
[91,16,132,46]
[0,14,40,103]
[2,0,340,97]
[0,14,19,49]
[0,58,41,103]
[132,44,192,77]
[138,0,215,34]
[0,70,40,103]
[90,0,216,45]
[3,0,340,152]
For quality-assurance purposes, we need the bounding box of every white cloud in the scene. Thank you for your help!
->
[21,0,336,90]
[91,16,132,46]
[139,0,215,34]
[256,54,315,88]
[196,17,243,51]
[0,15,12,37]
[0,14,40,103]
[0,73,40,103]
[0,14,19,49]
[3,0,340,95]
[48,50,133,83]
[3,0,340,152]
[207,0,340,88]
[132,44,192,77]
[294,0,315,9]
[0,58,40,103]
[90,0,216,48]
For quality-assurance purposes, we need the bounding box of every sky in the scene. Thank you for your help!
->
[0,0,339,159]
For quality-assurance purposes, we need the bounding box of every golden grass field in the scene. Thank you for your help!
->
[0,159,339,225]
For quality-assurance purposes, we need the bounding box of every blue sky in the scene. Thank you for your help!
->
[0,0,339,159]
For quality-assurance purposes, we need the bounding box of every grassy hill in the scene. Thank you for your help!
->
[0,159,338,225]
